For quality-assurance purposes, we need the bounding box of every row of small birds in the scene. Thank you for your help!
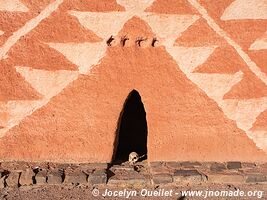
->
[106,35,159,47]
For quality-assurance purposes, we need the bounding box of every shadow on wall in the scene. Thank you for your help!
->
[112,90,148,164]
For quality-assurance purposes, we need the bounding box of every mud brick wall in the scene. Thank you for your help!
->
[0,0,266,163]
[0,161,266,188]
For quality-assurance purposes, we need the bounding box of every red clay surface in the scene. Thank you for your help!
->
[252,109,267,131]
[175,18,225,47]
[0,60,41,102]
[145,0,198,14]
[194,46,247,74]
[30,10,102,43]
[60,0,125,12]
[8,35,78,71]
[0,20,265,162]
[0,0,266,163]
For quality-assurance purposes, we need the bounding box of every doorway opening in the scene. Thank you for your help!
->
[113,90,148,164]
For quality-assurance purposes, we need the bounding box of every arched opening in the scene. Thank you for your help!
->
[113,90,148,164]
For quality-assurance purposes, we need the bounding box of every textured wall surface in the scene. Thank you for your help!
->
[0,0,266,163]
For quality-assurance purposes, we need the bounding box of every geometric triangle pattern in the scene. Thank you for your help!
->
[193,46,248,74]
[0,99,41,138]
[251,109,267,131]
[30,10,102,43]
[69,11,133,39]
[0,60,41,102]
[190,71,243,102]
[48,42,106,74]
[0,0,267,161]
[223,71,267,100]
[15,66,79,98]
[166,46,216,73]
[221,97,267,131]
[0,45,265,162]
[8,37,78,71]
[143,14,199,46]
[249,31,267,50]
[221,0,267,20]
[175,18,225,47]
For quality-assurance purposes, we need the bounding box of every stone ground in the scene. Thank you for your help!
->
[0,161,266,199]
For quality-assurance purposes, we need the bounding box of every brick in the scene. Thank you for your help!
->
[246,174,267,183]
[19,169,34,186]
[149,162,164,168]
[180,162,201,168]
[259,163,267,169]
[241,162,256,169]
[227,162,241,170]
[110,165,134,172]
[151,166,171,175]
[47,170,63,185]
[210,163,226,172]
[35,170,47,185]
[6,172,20,187]
[165,162,181,169]
[64,171,87,185]
[208,173,245,183]
[88,169,107,184]
[108,174,149,185]
[153,173,173,184]
[241,167,267,174]
[80,163,107,175]
[174,170,205,183]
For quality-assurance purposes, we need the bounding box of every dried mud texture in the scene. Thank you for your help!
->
[0,44,265,163]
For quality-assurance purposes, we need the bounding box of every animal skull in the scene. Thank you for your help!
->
[128,152,139,165]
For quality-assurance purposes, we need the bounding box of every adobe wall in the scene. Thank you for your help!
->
[0,0,266,163]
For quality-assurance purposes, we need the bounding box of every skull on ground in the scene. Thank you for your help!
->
[128,152,139,165]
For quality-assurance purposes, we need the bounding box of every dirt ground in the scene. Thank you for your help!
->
[1,183,266,200]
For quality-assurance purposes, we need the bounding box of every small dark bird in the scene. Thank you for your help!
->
[106,35,115,46]
[121,35,129,47]
[152,37,158,47]
[135,37,147,47]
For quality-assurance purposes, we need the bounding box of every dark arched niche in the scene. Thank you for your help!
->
[112,90,148,164]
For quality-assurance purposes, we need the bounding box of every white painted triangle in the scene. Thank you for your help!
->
[0,30,4,36]
[221,97,267,131]
[6,100,41,126]
[48,42,107,74]
[143,14,199,46]
[15,66,79,98]
[166,46,216,74]
[117,0,155,12]
[0,0,29,12]
[189,71,243,102]
[69,11,132,39]
[249,31,267,50]
[221,0,267,20]
[247,130,267,152]
[0,99,44,138]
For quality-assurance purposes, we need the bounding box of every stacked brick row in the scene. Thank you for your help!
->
[0,161,266,188]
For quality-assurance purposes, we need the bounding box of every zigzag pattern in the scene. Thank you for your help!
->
[0,0,266,156]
